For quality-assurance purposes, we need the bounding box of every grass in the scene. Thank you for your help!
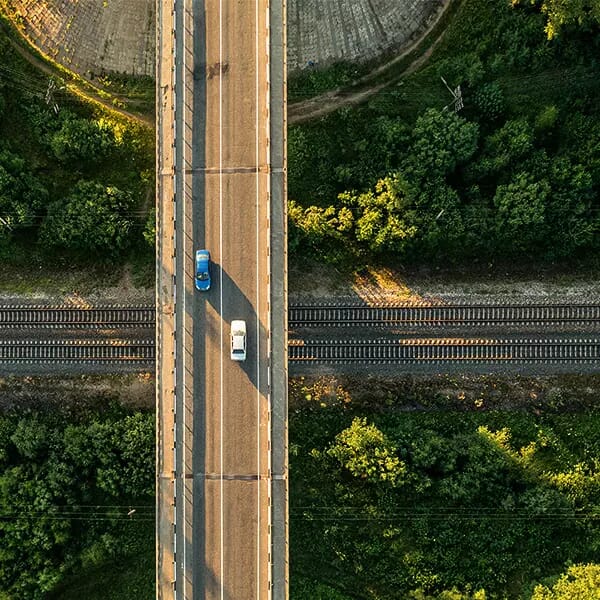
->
[128,243,156,290]
[0,234,156,299]
[0,241,126,296]
[289,373,600,414]
[90,72,155,116]
[288,61,371,102]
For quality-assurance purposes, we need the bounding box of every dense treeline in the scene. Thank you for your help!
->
[288,0,600,266]
[3,381,600,599]
[289,378,600,599]
[517,0,600,39]
[0,406,154,599]
[0,35,155,264]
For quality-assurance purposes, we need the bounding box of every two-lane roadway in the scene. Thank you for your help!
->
[157,0,287,598]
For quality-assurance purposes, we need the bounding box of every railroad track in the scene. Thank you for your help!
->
[1,304,599,368]
[288,338,600,363]
[0,306,155,328]
[289,303,600,328]
[0,339,155,363]
[1,337,597,366]
[2,303,600,329]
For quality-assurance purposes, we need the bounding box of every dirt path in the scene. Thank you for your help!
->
[288,0,454,124]
[1,20,153,127]
[3,0,454,127]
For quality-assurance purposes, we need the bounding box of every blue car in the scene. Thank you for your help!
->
[195,249,211,291]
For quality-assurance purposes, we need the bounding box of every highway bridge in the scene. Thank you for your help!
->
[156,0,287,598]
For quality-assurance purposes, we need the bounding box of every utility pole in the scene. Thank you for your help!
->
[441,76,463,113]
[45,78,63,114]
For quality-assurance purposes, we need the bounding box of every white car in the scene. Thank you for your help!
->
[230,320,247,361]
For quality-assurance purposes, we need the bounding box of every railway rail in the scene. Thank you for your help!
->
[0,339,154,363]
[2,303,600,329]
[288,338,600,363]
[0,303,599,367]
[0,306,155,328]
[289,303,600,328]
[1,337,597,366]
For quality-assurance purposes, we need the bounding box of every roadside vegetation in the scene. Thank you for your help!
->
[3,374,600,599]
[287,0,600,270]
[0,399,154,599]
[290,375,600,599]
[0,4,155,122]
[0,31,155,289]
[1,0,600,598]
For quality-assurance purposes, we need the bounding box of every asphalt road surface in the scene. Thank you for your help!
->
[157,0,280,598]
[175,1,270,598]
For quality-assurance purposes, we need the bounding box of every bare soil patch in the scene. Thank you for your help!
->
[290,373,600,413]
[289,261,600,304]
[0,257,154,306]
[0,372,154,413]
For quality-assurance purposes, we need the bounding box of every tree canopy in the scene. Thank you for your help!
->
[40,180,135,257]
[531,564,600,599]
[0,150,47,238]
[0,409,154,599]
[513,0,600,39]
[290,382,600,599]
[327,417,406,486]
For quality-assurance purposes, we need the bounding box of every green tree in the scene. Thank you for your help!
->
[49,115,117,164]
[10,418,53,460]
[0,150,48,237]
[0,410,155,598]
[371,115,410,172]
[531,563,600,599]
[404,108,479,181]
[493,172,549,252]
[143,207,155,248]
[543,156,594,257]
[40,180,135,257]
[513,0,600,39]
[561,112,600,185]
[435,53,486,89]
[70,415,155,499]
[472,82,506,123]
[327,417,405,486]
[286,126,312,199]
[339,175,418,254]
[468,119,534,180]
[411,179,466,258]
[534,105,559,133]
[287,199,352,257]
[408,589,487,600]
[0,465,71,599]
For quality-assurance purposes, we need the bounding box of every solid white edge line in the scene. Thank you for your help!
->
[265,0,273,596]
[180,0,188,594]
[167,2,179,595]
[255,1,261,598]
[219,1,224,599]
